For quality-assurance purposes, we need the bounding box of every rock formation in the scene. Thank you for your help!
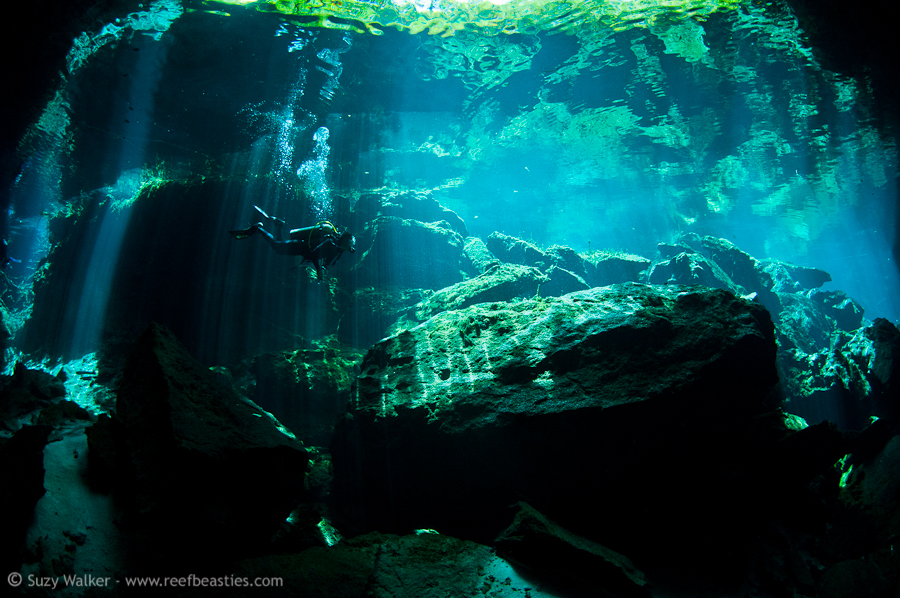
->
[97,323,313,574]
[330,283,787,591]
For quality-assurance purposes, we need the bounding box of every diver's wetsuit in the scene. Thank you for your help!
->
[231,215,355,280]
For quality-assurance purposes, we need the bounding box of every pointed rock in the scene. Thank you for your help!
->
[496,502,651,597]
[114,323,310,573]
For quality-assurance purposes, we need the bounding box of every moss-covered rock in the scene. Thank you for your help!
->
[332,283,780,589]
[539,265,589,297]
[646,250,743,294]
[337,287,431,349]
[462,236,498,275]
[701,235,776,293]
[347,216,465,290]
[583,249,651,286]
[484,231,549,269]
[349,190,468,237]
[762,259,832,292]
[251,338,364,446]
[483,234,649,289]
[402,263,546,326]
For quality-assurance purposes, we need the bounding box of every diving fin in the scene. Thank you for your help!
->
[253,205,286,227]
[229,223,262,240]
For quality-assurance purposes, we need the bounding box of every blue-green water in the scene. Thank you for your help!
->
[3,3,900,592]
[4,0,899,366]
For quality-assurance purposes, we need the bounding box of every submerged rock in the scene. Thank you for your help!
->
[776,293,836,354]
[540,264,589,297]
[350,282,776,429]
[0,425,51,574]
[195,532,553,598]
[495,502,651,597]
[867,319,900,423]
[701,235,775,294]
[337,287,432,349]
[484,233,649,289]
[646,250,743,294]
[763,259,832,292]
[583,250,651,287]
[250,341,364,447]
[350,190,469,237]
[403,263,547,325]
[348,216,465,290]
[0,363,68,432]
[809,289,866,332]
[484,231,549,269]
[462,236,498,275]
[331,283,779,587]
[657,241,697,259]
[777,315,895,431]
[108,323,311,574]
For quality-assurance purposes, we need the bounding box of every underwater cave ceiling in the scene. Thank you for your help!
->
[2,0,898,155]
[1,0,899,315]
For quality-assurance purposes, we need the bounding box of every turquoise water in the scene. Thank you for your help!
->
[3,3,900,592]
[4,0,898,365]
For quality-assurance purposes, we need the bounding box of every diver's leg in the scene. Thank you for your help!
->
[229,222,263,240]
[257,227,304,256]
[256,226,280,249]
[254,205,287,238]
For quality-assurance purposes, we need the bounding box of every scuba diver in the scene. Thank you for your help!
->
[230,206,355,281]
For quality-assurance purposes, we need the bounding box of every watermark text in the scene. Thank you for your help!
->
[7,572,283,590]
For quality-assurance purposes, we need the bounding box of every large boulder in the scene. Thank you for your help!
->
[403,263,547,325]
[762,259,832,293]
[349,191,469,237]
[701,235,776,293]
[483,234,650,289]
[346,216,465,290]
[657,236,785,316]
[540,265,589,297]
[462,236,498,275]
[484,231,549,269]
[646,251,742,294]
[584,250,651,287]
[337,287,432,350]
[107,323,311,574]
[775,293,836,354]
[775,313,891,431]
[330,283,780,588]
[809,289,866,332]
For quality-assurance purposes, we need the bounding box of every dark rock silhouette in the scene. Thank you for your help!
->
[97,323,312,575]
